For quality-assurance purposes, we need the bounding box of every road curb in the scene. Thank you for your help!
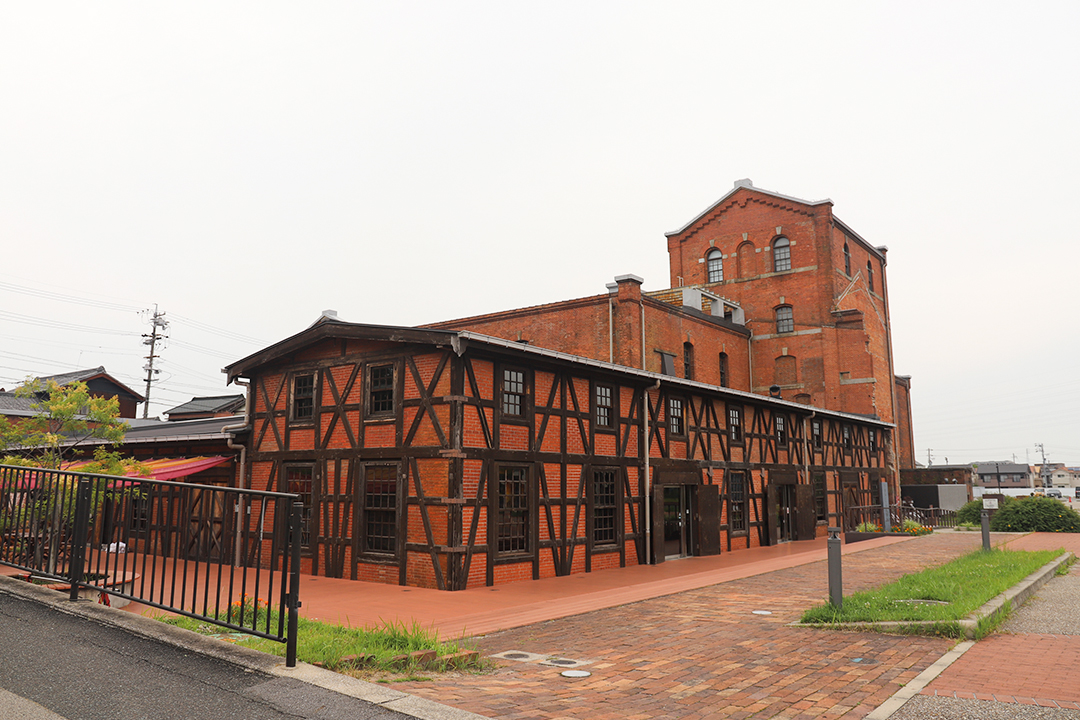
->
[0,574,490,720]
[862,551,1074,719]
[792,551,1073,639]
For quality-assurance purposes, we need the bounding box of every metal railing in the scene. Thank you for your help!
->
[0,464,303,666]
[845,502,958,531]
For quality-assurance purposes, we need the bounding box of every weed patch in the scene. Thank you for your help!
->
[155,600,481,674]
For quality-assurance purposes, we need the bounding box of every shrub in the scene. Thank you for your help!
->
[990,496,1080,533]
[957,496,1016,525]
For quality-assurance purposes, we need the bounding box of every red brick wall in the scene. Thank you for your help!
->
[664,187,900,424]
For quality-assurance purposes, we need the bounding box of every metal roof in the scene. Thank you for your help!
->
[225,318,892,428]
[34,366,146,402]
[164,395,245,417]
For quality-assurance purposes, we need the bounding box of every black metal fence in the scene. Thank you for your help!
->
[0,464,303,666]
[845,502,958,532]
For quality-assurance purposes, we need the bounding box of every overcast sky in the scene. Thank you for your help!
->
[1,2,1077,467]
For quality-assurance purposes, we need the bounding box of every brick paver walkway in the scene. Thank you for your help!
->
[917,533,1080,713]
[390,533,994,720]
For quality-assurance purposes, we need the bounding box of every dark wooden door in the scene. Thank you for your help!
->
[795,483,816,540]
[695,484,720,556]
[186,487,228,561]
[651,485,665,564]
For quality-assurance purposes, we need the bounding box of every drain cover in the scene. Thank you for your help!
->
[561,670,591,678]
[490,650,547,663]
[539,656,592,669]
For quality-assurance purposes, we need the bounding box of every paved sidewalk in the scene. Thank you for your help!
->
[387,532,1000,720]
[896,532,1080,718]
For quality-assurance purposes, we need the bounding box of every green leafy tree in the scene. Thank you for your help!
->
[0,379,136,472]
[0,379,146,574]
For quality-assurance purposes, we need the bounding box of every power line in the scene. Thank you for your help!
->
[0,279,143,312]
[0,309,139,336]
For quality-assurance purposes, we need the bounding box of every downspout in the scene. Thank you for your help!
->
[803,410,816,483]
[643,378,661,563]
[223,377,251,567]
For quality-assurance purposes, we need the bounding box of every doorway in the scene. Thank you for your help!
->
[662,485,694,559]
[777,484,796,543]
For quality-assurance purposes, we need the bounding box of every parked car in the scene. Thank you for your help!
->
[1046,488,1063,498]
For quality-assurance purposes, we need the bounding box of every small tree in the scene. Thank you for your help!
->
[0,379,133,471]
[0,379,146,574]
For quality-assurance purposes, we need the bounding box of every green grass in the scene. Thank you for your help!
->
[155,598,478,673]
[801,548,1062,625]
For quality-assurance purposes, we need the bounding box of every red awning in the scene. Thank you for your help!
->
[62,455,231,482]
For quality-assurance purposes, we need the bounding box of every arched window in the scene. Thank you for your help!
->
[866,260,874,292]
[683,342,694,380]
[775,306,794,334]
[706,249,723,283]
[737,242,755,278]
[718,352,729,388]
[843,243,851,276]
[772,237,791,272]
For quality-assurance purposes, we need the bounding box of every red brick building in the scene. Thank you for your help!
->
[223,181,914,590]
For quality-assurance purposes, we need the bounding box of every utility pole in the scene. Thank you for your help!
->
[141,305,169,419]
[1036,443,1051,489]
[926,448,932,467]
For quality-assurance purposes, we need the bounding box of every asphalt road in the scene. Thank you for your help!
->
[0,592,411,720]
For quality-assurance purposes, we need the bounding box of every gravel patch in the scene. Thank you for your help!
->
[891,695,1080,720]
[1003,564,1080,635]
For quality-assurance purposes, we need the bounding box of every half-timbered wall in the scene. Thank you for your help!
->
[240,334,891,590]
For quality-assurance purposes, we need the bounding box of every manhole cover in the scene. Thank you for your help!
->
[561,670,591,678]
[539,657,592,669]
[490,650,547,663]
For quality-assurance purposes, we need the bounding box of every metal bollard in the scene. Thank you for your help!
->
[981,508,991,551]
[828,527,843,608]
[880,480,891,533]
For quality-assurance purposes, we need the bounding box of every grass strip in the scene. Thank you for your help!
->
[155,597,476,673]
[801,548,1062,624]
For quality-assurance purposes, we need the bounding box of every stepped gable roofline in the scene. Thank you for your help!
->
[664,179,833,238]
[35,366,146,402]
[225,320,889,427]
